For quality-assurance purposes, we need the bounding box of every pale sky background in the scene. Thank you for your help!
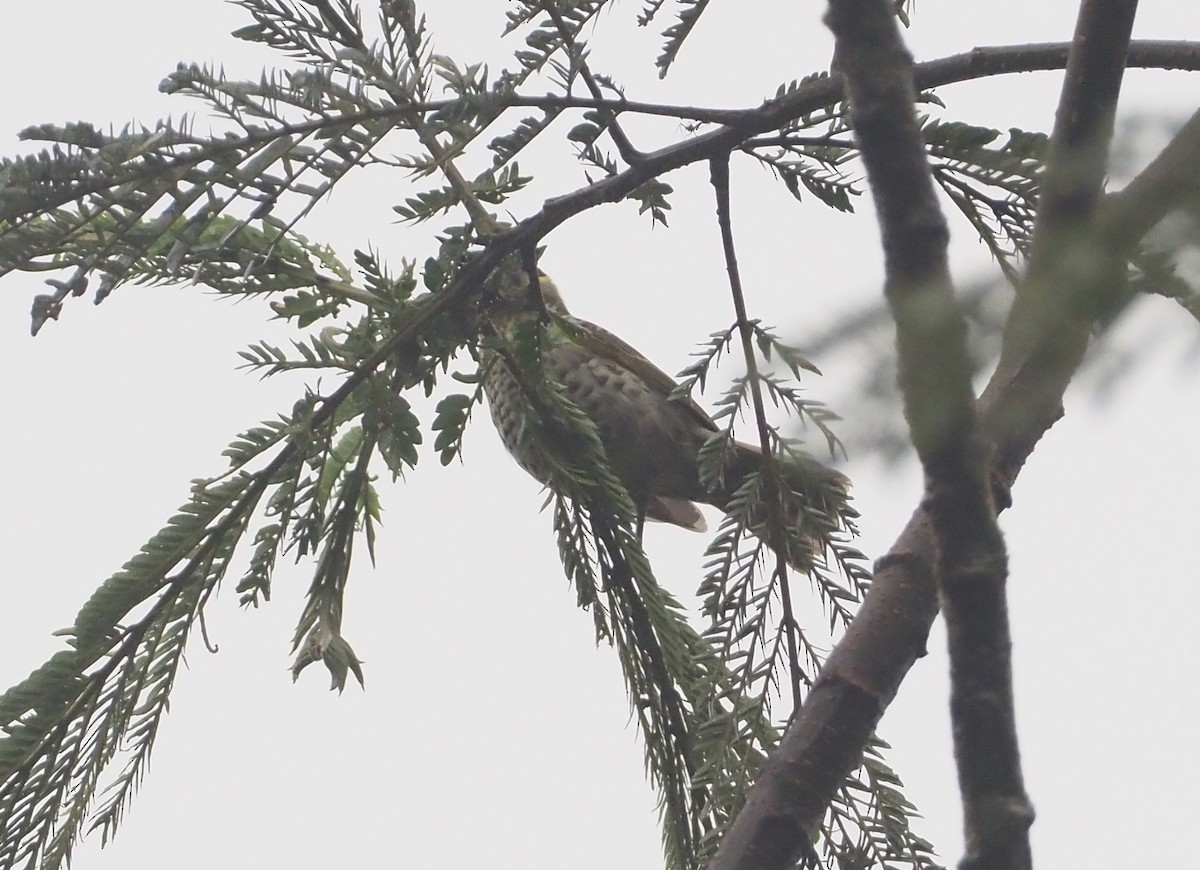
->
[2,2,1199,869]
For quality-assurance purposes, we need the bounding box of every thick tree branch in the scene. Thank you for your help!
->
[704,2,1178,869]
[913,39,1196,92]
[709,1,1029,868]
[1097,105,1200,248]
[980,0,1139,488]
[825,1,1029,869]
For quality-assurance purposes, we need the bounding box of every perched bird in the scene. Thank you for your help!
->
[481,268,852,567]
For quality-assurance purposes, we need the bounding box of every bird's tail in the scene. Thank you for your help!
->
[719,440,856,572]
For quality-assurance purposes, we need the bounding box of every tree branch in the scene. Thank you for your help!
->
[505,41,1200,268]
[708,3,1170,870]
[539,0,644,164]
[709,153,807,713]
[981,0,1140,489]
[824,1,1029,867]
[1097,105,1200,247]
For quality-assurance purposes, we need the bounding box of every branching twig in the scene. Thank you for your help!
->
[539,0,643,164]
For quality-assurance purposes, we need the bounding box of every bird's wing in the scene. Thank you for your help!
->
[557,314,719,434]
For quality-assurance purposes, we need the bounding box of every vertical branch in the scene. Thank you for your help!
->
[1034,0,1141,244]
[709,153,804,714]
[823,1,1027,868]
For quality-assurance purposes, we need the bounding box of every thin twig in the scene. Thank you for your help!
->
[540,0,643,164]
[709,153,805,714]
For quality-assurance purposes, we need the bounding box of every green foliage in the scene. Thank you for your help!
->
[0,0,1062,867]
[676,326,932,869]
[501,326,771,867]
[393,163,532,222]
[641,0,712,78]
[0,474,256,869]
[923,119,1044,285]
[504,0,609,80]
[490,109,563,165]
[431,389,481,465]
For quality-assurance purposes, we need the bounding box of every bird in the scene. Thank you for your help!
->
[480,267,853,568]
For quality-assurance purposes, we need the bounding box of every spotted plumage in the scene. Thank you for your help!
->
[481,271,851,563]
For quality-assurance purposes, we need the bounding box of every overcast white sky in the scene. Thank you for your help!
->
[3,2,1199,868]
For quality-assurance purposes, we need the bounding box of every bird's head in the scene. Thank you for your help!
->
[484,259,570,325]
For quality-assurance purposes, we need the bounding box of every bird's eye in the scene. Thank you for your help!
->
[497,273,532,303]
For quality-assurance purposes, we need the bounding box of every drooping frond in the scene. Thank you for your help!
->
[0,227,453,863]
[0,473,259,868]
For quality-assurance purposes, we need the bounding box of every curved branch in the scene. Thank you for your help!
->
[490,41,1200,129]
[369,38,1200,129]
